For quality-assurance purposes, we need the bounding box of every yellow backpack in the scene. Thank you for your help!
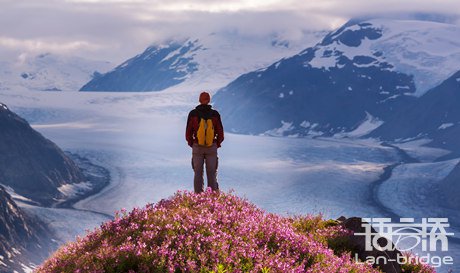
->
[196,117,215,147]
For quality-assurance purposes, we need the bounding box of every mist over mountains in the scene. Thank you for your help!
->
[0,54,111,92]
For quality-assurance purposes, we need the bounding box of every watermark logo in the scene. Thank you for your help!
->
[354,218,455,268]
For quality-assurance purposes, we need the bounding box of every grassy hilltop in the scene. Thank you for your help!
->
[37,190,434,273]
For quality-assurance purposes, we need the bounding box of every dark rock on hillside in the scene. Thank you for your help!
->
[80,40,201,92]
[339,217,402,273]
[213,20,416,136]
[0,186,53,273]
[320,20,383,47]
[370,70,460,157]
[0,102,85,206]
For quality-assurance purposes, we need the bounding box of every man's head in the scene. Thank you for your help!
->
[199,91,211,105]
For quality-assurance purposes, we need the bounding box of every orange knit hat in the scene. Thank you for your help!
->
[199,91,211,104]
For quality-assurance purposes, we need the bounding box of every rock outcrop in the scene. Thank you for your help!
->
[338,216,403,273]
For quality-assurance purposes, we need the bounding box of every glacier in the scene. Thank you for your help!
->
[1,87,459,272]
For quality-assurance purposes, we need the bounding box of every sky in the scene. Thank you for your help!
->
[1,0,460,64]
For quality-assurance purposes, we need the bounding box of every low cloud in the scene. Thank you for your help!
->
[0,0,459,63]
[0,37,101,54]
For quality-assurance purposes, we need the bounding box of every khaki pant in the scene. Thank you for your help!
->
[192,143,219,193]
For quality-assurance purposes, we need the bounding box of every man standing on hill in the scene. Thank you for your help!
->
[186,92,224,193]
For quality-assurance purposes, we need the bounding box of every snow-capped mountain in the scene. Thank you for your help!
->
[80,31,325,92]
[0,53,112,91]
[371,70,460,156]
[315,19,460,96]
[212,19,460,136]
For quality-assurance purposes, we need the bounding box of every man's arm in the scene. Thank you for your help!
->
[215,112,224,148]
[185,111,194,147]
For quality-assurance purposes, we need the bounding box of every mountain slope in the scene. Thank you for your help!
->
[81,40,201,92]
[0,102,85,206]
[0,186,52,273]
[80,31,324,92]
[0,53,112,91]
[438,161,460,210]
[212,19,460,136]
[370,70,460,156]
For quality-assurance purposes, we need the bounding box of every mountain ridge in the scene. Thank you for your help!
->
[79,31,324,92]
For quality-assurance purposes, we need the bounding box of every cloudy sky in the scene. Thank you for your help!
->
[1,0,459,64]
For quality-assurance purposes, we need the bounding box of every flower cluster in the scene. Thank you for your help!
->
[36,190,429,273]
[400,252,437,273]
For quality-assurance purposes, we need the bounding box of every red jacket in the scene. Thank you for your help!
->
[186,104,224,147]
